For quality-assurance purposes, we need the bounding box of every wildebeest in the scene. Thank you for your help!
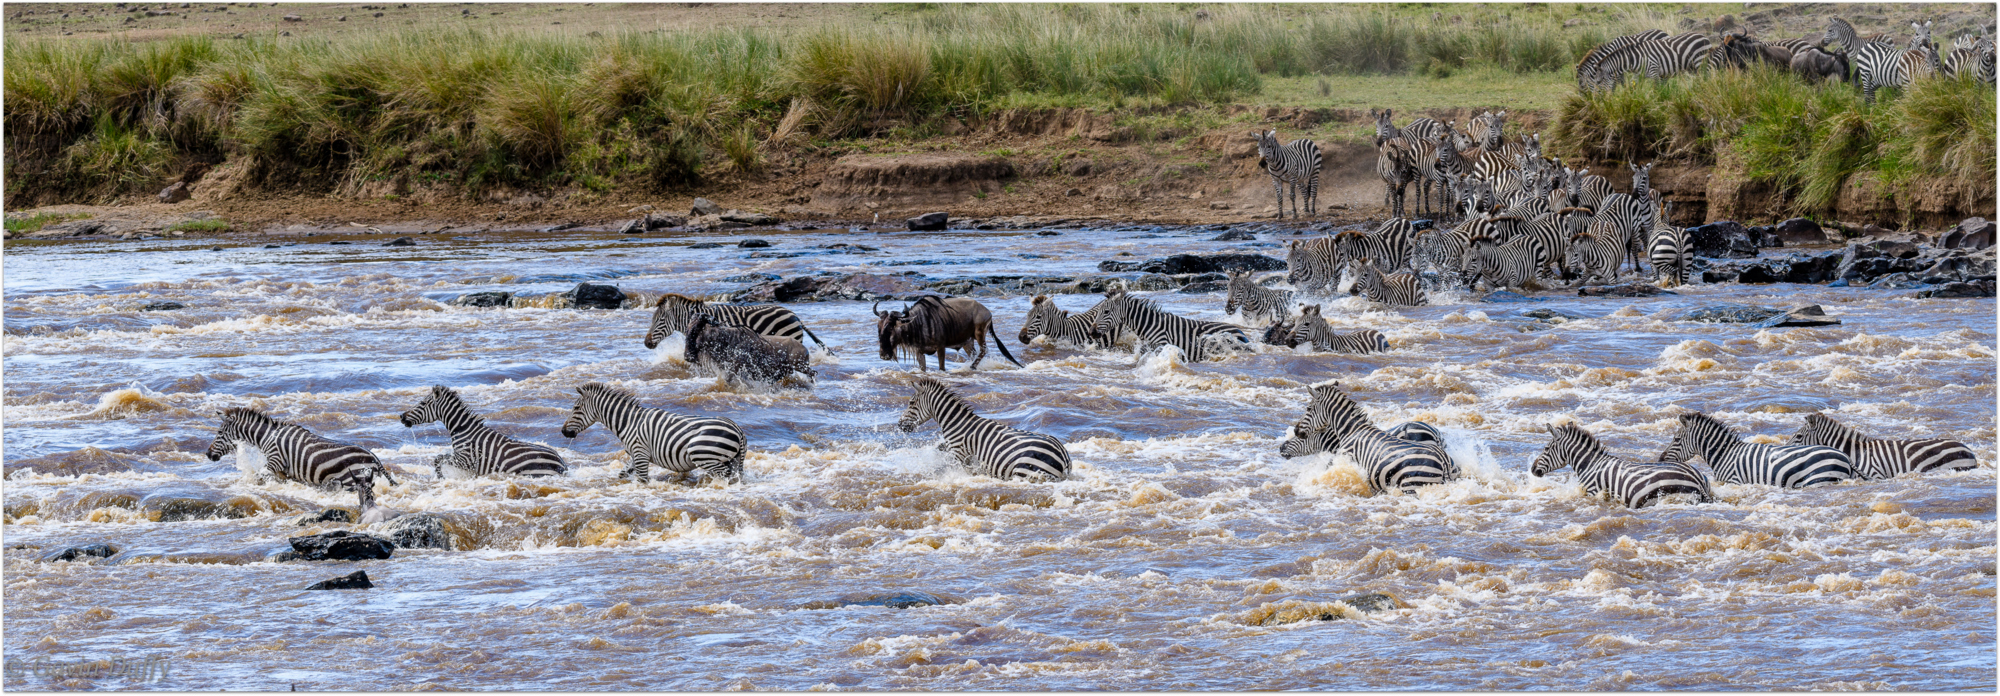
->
[875,295,1022,372]
[684,313,815,387]
[1720,30,1796,69]
[1791,45,1852,84]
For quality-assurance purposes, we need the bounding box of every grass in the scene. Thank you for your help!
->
[4,212,92,233]
[4,4,1681,205]
[166,218,231,233]
[1551,65,1995,218]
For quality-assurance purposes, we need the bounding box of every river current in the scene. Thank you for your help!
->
[3,225,1994,690]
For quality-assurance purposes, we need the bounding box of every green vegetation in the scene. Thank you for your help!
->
[166,218,231,233]
[5,4,1680,203]
[1551,65,1995,216]
[3,211,92,233]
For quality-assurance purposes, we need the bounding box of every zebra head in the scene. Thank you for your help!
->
[1628,161,1655,197]
[1446,122,1475,152]
[1370,109,1397,145]
[560,383,614,439]
[1787,412,1846,447]
[1223,270,1256,315]
[1251,130,1279,168]
[205,407,268,461]
[896,377,953,433]
[1019,295,1060,345]
[1480,111,1506,150]
[1290,381,1372,441]
[1090,290,1130,339]
[400,385,461,428]
[1523,132,1542,159]
[1530,422,1603,477]
[1910,21,1934,51]
[1277,431,1328,459]
[645,294,701,350]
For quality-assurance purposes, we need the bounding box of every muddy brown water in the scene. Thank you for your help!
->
[3,226,1993,690]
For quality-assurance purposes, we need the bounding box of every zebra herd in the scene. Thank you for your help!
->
[197,266,1981,517]
[1580,18,1995,101]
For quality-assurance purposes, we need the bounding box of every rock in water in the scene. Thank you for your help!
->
[448,291,512,308]
[305,571,373,591]
[287,531,395,561]
[1523,308,1584,324]
[737,238,771,248]
[296,508,355,526]
[1336,592,1400,613]
[565,283,626,310]
[1685,221,1759,258]
[690,197,722,216]
[1671,304,1783,324]
[720,211,778,226]
[39,543,118,563]
[1917,280,1997,298]
[686,242,722,249]
[1943,217,1994,250]
[617,218,644,234]
[1773,218,1828,245]
[1753,304,1841,328]
[907,212,950,231]
[380,512,451,550]
[140,301,187,312]
[383,236,415,247]
[1122,253,1286,275]
[1210,229,1256,241]
[801,591,965,610]
[1577,283,1676,297]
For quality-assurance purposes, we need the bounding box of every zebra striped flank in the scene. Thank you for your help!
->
[1648,199,1691,288]
[1468,234,1542,293]
[1092,290,1250,363]
[646,293,827,352]
[1567,224,1627,286]
[1225,270,1295,327]
[1662,412,1853,489]
[1578,29,1670,91]
[1289,304,1389,354]
[898,377,1071,482]
[401,385,568,479]
[1287,236,1345,296]
[1253,130,1322,219]
[561,382,747,484]
[1278,382,1457,494]
[1788,412,1979,480]
[205,407,396,513]
[1334,219,1419,275]
[1346,257,1427,307]
[1532,422,1714,508]
[1019,294,1126,350]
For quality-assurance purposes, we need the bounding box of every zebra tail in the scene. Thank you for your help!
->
[989,325,1024,367]
[799,324,835,354]
[377,462,399,487]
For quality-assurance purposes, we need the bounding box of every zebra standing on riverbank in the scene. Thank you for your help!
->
[401,385,568,479]
[1468,234,1543,293]
[1287,236,1344,296]
[897,377,1071,482]
[1578,29,1671,92]
[560,382,746,484]
[1253,130,1322,219]
[1224,270,1295,327]
[1648,199,1691,287]
[205,408,397,514]
[1567,225,1628,285]
[1787,412,1979,479]
[1289,304,1389,354]
[1373,109,1421,218]
[1824,17,1905,103]
[1019,294,1124,349]
[1346,257,1427,306]
[1661,412,1853,489]
[1093,290,1251,362]
[1531,422,1713,508]
[1862,34,1946,103]
[645,293,829,353]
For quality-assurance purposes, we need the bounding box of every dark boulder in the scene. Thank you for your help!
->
[801,590,965,610]
[1686,221,1759,258]
[1753,304,1841,328]
[686,242,722,249]
[39,543,118,563]
[690,197,722,216]
[379,512,451,550]
[140,301,186,312]
[297,508,354,526]
[773,276,822,302]
[328,240,352,245]
[723,272,781,283]
[448,291,512,308]
[1943,217,1995,250]
[1773,218,1828,245]
[721,211,778,226]
[1671,304,1782,324]
[1523,308,1585,324]
[564,282,626,310]
[1748,225,1783,248]
[158,181,191,203]
[737,239,772,248]
[383,236,415,247]
[304,570,373,591]
[1035,230,1062,236]
[1133,253,1285,275]
[141,489,254,522]
[287,530,395,561]
[1577,283,1677,297]
[616,218,644,234]
[644,213,685,230]
[1918,280,1997,298]
[1867,273,1932,289]
[1210,229,1256,241]
[907,212,950,231]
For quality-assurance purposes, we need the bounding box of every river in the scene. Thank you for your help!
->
[3,224,1993,690]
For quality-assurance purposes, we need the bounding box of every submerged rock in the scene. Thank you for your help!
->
[383,236,416,247]
[1577,283,1676,297]
[287,531,395,561]
[296,508,354,526]
[1099,253,1285,275]
[448,291,512,308]
[737,238,771,248]
[379,512,451,550]
[39,543,118,563]
[305,570,373,591]
[802,591,965,610]
[140,488,256,522]
[1752,304,1841,328]
[1671,304,1783,324]
[686,242,722,249]
[1523,308,1585,324]
[564,282,626,310]
[140,301,186,312]
[1210,229,1256,241]
[1917,280,1997,298]
[907,212,950,231]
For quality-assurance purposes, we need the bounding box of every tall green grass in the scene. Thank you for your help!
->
[5,4,1670,203]
[1552,65,1995,217]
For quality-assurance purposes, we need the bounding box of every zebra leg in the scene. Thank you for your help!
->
[430,453,453,479]
[1309,171,1321,217]
[1271,176,1285,219]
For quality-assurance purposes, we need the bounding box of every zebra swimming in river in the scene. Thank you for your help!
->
[400,385,568,479]
[1289,304,1389,354]
[1093,290,1252,362]
[1019,294,1126,350]
[1278,382,1458,494]
[1531,421,1713,508]
[1787,412,1979,480]
[645,293,829,353]
[205,407,398,517]
[1661,412,1853,489]
[1224,270,1295,327]
[898,377,1071,482]
[561,382,747,485]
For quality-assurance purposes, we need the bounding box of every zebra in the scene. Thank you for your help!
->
[1288,304,1389,354]
[1372,109,1422,218]
[1578,29,1670,92]
[897,377,1070,482]
[1567,224,1628,285]
[645,293,829,353]
[1648,198,1691,287]
[1224,270,1295,327]
[1401,135,1447,217]
[1530,422,1714,508]
[1945,29,1995,83]
[400,385,568,479]
[1787,412,1979,480]
[1427,130,1474,222]
[1594,191,1656,276]
[205,407,397,514]
[1517,211,1575,281]
[560,382,747,484]
[1467,234,1543,293]
[1092,290,1252,362]
[1572,168,1614,213]
[1660,412,1853,489]
[1824,17,1906,102]
[1253,130,1322,219]
[1277,383,1457,494]
[1018,294,1126,349]
[1287,235,1344,296]
[1413,226,1477,290]
[1335,219,1420,274]
[1636,32,1719,79]
[1864,37,1945,103]
[1346,256,1427,306]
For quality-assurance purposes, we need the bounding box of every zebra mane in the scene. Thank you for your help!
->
[221,406,284,428]
[428,385,480,423]
[911,377,967,410]
[1803,412,1858,437]
[1679,411,1741,443]
[656,293,702,308]
[577,382,637,410]
[1549,421,1609,459]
